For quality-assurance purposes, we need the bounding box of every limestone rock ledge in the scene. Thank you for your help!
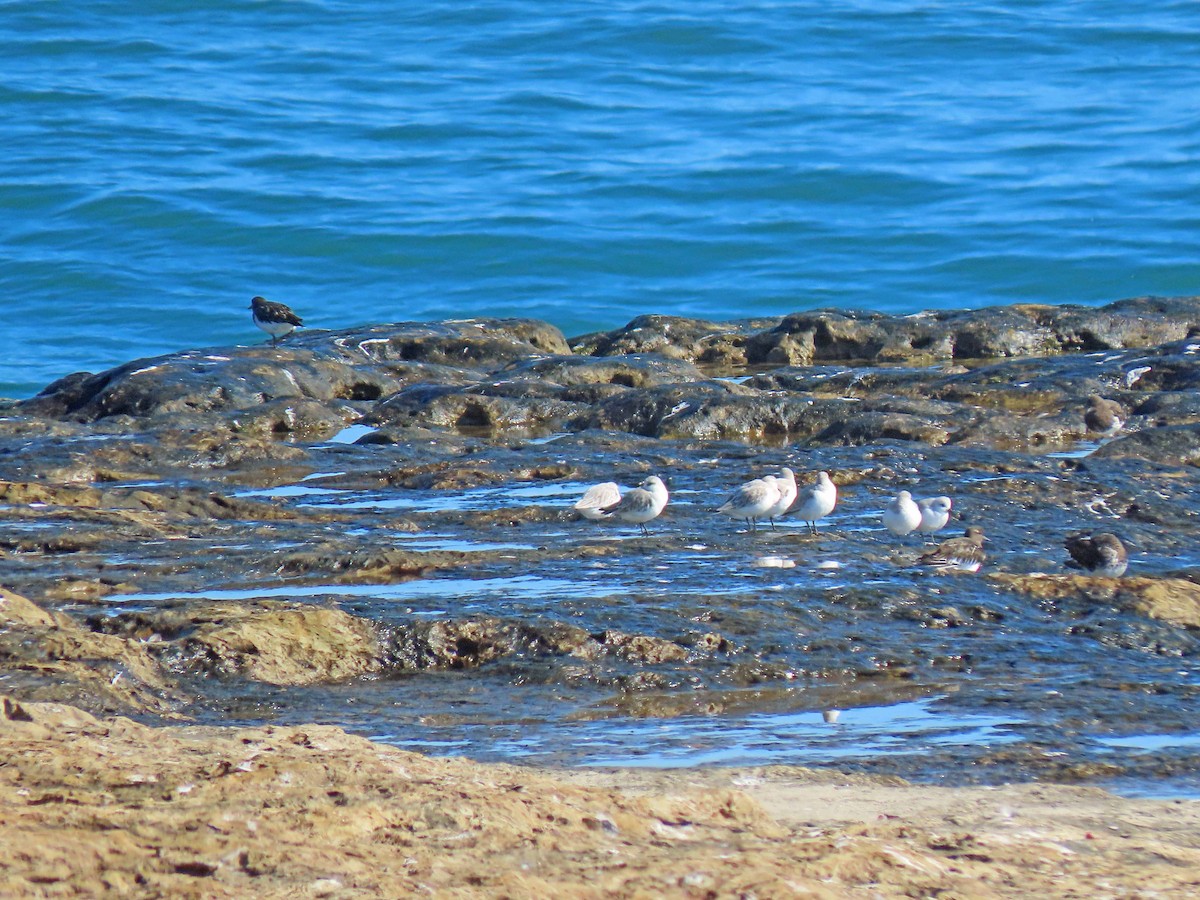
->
[992,574,1200,628]
[1,694,1199,899]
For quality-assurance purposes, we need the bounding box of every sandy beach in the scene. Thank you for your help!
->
[3,694,1199,898]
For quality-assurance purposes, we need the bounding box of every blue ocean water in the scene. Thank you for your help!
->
[2,1,1198,398]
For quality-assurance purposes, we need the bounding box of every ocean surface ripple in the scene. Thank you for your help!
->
[2,1,1198,395]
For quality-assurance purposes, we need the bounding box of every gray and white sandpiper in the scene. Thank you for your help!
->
[717,474,781,533]
[915,526,986,573]
[1084,395,1124,438]
[598,475,669,535]
[916,496,953,543]
[882,490,922,537]
[250,295,304,348]
[1064,532,1128,577]
[573,482,622,521]
[765,467,797,531]
[794,471,837,534]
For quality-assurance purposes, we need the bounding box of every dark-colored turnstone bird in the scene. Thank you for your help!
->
[573,482,622,521]
[250,295,304,347]
[794,471,837,534]
[882,490,922,537]
[717,474,782,532]
[1084,395,1124,438]
[598,475,669,535]
[1064,532,1128,577]
[915,526,986,573]
[916,496,953,543]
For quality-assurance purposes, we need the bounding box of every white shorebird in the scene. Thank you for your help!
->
[765,467,797,531]
[717,474,781,533]
[598,475,669,535]
[882,490,922,537]
[915,496,953,543]
[915,526,986,573]
[794,471,837,534]
[573,482,622,521]
[1065,532,1128,577]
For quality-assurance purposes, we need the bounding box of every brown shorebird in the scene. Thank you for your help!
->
[1065,532,1128,577]
[915,526,986,573]
[1084,395,1124,438]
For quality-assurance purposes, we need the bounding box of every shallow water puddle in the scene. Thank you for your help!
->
[385,697,1022,768]
[236,484,349,499]
[102,573,635,608]
[395,534,536,552]
[1097,733,1200,753]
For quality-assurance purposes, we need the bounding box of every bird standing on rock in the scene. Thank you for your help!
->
[573,482,622,521]
[916,496,953,543]
[764,467,797,531]
[250,296,304,348]
[718,475,781,533]
[882,490,922,537]
[598,475,669,535]
[794,471,837,534]
[1084,395,1124,438]
[915,526,987,573]
[1065,532,1128,577]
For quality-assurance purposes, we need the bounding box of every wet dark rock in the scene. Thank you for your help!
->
[229,397,357,440]
[583,382,789,439]
[500,353,707,388]
[165,604,386,685]
[569,315,767,364]
[812,410,954,447]
[18,318,568,430]
[19,349,400,423]
[891,605,970,628]
[370,382,582,433]
[84,602,711,687]
[277,547,447,583]
[948,412,1080,451]
[1092,423,1200,467]
[378,617,699,672]
[1131,392,1200,424]
[13,303,1200,455]
[0,589,182,717]
[296,317,570,365]
[577,296,1200,366]
[0,480,293,521]
[994,574,1200,630]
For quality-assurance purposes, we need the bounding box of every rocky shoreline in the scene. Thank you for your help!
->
[3,296,1200,894]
